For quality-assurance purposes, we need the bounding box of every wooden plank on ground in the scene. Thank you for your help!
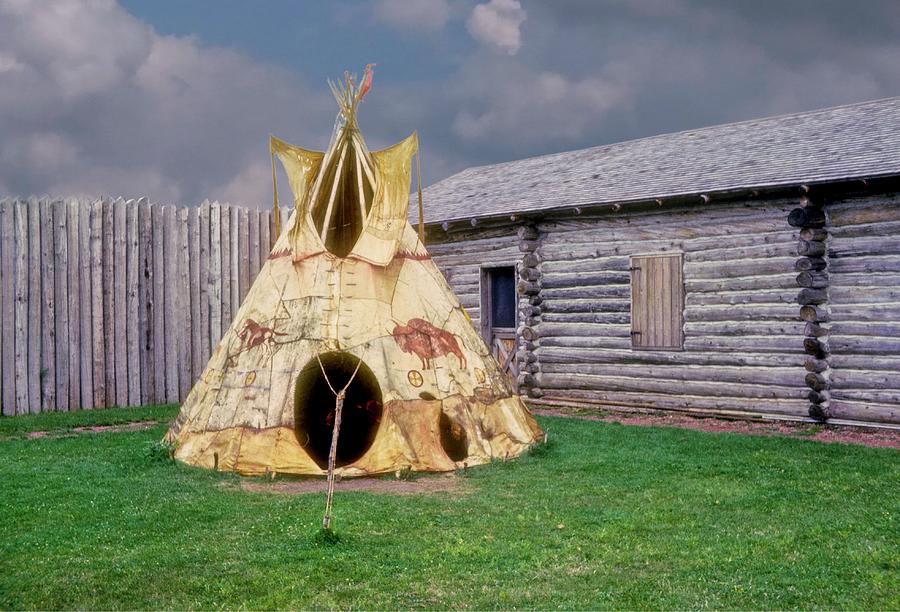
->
[126,200,140,406]
[106,199,118,405]
[28,198,42,412]
[0,198,15,415]
[78,199,93,409]
[178,207,191,400]
[260,210,271,261]
[220,203,232,334]
[138,199,154,405]
[53,199,70,411]
[238,206,250,302]
[189,206,202,381]
[209,202,222,348]
[0,201,4,413]
[230,205,240,322]
[90,199,105,408]
[152,204,166,403]
[249,208,260,283]
[40,198,56,411]
[102,198,115,407]
[67,199,81,409]
[113,198,127,407]
[272,207,278,243]
[198,201,211,367]
[14,200,29,413]
[163,206,179,403]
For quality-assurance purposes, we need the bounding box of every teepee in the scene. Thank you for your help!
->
[166,67,543,477]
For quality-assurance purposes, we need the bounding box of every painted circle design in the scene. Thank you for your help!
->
[244,371,257,386]
[407,370,424,387]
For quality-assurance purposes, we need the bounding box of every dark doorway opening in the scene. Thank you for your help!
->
[294,352,383,468]
[439,412,468,462]
[480,265,519,384]
[488,267,517,328]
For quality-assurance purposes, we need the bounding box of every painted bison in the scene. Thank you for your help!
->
[392,318,467,370]
[237,318,286,351]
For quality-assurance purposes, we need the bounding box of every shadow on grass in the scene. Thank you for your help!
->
[313,527,345,547]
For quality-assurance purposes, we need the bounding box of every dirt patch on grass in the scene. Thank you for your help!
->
[24,421,160,440]
[532,407,900,450]
[240,473,471,496]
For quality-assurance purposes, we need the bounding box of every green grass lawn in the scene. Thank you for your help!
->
[0,406,897,610]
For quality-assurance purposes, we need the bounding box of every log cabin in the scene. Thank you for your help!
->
[414,97,900,427]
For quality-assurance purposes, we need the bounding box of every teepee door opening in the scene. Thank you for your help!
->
[293,352,383,468]
[480,266,518,384]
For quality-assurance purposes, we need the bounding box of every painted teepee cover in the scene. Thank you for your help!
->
[166,67,543,476]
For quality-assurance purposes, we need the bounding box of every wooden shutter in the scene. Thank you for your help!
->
[630,253,684,350]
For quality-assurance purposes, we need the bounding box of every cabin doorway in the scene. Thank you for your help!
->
[293,352,383,469]
[480,266,518,385]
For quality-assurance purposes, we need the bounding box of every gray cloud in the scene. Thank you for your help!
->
[421,0,900,179]
[0,0,334,205]
[466,0,527,55]
[373,0,451,31]
[0,0,898,205]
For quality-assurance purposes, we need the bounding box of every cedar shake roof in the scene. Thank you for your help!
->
[415,96,900,224]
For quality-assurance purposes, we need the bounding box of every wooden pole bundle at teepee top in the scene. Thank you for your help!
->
[268,65,425,246]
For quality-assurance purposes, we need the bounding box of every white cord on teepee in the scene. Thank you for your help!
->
[317,352,363,530]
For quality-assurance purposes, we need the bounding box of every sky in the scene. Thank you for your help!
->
[1,0,899,207]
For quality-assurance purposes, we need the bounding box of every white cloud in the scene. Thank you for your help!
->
[0,53,25,74]
[24,132,80,171]
[213,161,274,207]
[466,0,527,55]
[374,0,450,31]
[2,0,898,204]
[0,0,332,206]
[451,65,631,144]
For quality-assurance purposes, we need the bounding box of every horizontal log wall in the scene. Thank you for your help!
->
[427,227,522,333]
[0,197,283,415]
[825,194,900,423]
[427,192,900,426]
[532,199,809,417]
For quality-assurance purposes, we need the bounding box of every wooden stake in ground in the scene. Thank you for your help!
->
[322,389,345,531]
[317,353,362,530]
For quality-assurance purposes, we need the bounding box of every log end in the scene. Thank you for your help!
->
[517,372,536,388]
[808,403,830,421]
[799,305,829,323]
[804,356,829,372]
[787,208,807,228]
[804,372,829,391]
[803,337,829,357]
[798,288,828,306]
[521,326,538,342]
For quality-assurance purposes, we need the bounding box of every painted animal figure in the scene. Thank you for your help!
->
[237,318,287,351]
[392,318,467,370]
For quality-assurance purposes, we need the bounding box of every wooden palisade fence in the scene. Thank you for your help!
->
[0,197,288,415]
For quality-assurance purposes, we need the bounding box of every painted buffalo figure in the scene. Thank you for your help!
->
[392,317,467,370]
[237,318,287,351]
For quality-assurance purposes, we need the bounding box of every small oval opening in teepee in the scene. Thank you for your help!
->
[293,352,383,469]
[439,412,468,462]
